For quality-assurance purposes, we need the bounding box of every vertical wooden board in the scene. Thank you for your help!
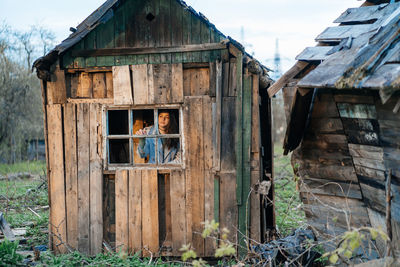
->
[115,170,129,252]
[47,68,67,104]
[113,65,133,105]
[200,21,211,62]
[170,170,186,254]
[63,104,78,250]
[170,0,183,63]
[203,96,216,256]
[96,18,115,66]
[251,75,261,153]
[77,72,92,98]
[153,64,172,104]
[132,64,149,105]
[147,64,155,104]
[69,73,79,98]
[159,0,171,63]
[129,169,142,255]
[141,169,159,256]
[250,170,261,243]
[171,63,184,103]
[47,104,67,253]
[132,111,145,164]
[164,174,172,250]
[213,61,222,171]
[148,0,161,64]
[84,30,97,67]
[89,104,103,255]
[182,8,191,63]
[228,58,238,97]
[222,62,230,98]
[238,74,252,254]
[73,40,85,68]
[184,97,205,255]
[190,68,210,96]
[219,173,237,245]
[183,68,192,96]
[77,103,90,254]
[190,13,201,62]
[92,73,107,98]
[105,72,114,98]
[114,3,126,66]
[221,97,236,171]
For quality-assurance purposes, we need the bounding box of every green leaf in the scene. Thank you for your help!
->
[369,228,378,240]
[343,250,352,258]
[329,253,339,264]
[349,238,360,251]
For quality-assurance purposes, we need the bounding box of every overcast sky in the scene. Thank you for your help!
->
[0,0,361,73]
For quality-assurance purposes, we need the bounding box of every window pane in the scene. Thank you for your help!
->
[159,138,180,164]
[109,139,130,163]
[132,109,154,135]
[108,110,129,135]
[133,137,153,164]
[157,109,179,134]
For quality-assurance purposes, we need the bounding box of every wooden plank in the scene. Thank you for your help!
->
[89,104,103,255]
[354,165,385,181]
[219,173,237,244]
[115,170,129,252]
[170,170,186,255]
[203,96,215,256]
[47,67,67,104]
[213,61,222,171]
[92,73,107,98]
[348,144,383,160]
[353,157,386,171]
[63,104,78,250]
[334,94,374,104]
[221,97,236,171]
[300,178,362,199]
[298,164,359,182]
[171,63,184,103]
[311,92,340,118]
[190,68,210,96]
[71,43,228,57]
[222,62,230,97]
[129,169,142,255]
[132,64,149,105]
[153,64,172,104]
[141,169,159,256]
[334,3,400,24]
[77,72,92,98]
[315,24,377,42]
[47,104,67,253]
[296,46,333,61]
[251,75,260,153]
[105,72,114,98]
[309,118,344,133]
[267,61,309,97]
[112,65,133,105]
[228,58,237,97]
[147,64,155,104]
[77,103,90,254]
[337,103,377,119]
[184,96,205,255]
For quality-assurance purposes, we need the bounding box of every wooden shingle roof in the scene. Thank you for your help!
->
[269,2,400,103]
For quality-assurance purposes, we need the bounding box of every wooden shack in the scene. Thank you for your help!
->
[33,0,274,257]
[269,0,400,254]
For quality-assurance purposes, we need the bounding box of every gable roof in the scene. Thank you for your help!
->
[33,0,270,78]
[269,2,400,103]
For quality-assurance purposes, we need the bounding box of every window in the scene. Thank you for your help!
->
[106,107,182,168]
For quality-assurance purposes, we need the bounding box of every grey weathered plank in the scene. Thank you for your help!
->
[296,46,333,61]
[334,3,400,24]
[315,24,376,42]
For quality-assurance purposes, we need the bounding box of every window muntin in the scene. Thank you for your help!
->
[106,107,182,167]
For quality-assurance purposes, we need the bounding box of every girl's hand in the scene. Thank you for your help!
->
[135,128,148,135]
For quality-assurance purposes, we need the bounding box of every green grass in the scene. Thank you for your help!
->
[0,160,46,176]
[273,144,307,236]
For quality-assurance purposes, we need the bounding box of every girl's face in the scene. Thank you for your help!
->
[158,112,170,129]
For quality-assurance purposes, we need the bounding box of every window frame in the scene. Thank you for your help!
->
[103,104,185,171]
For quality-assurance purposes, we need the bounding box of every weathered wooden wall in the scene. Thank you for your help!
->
[290,89,400,252]
[43,55,269,256]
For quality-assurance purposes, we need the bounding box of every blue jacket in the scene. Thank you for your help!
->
[137,126,180,164]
